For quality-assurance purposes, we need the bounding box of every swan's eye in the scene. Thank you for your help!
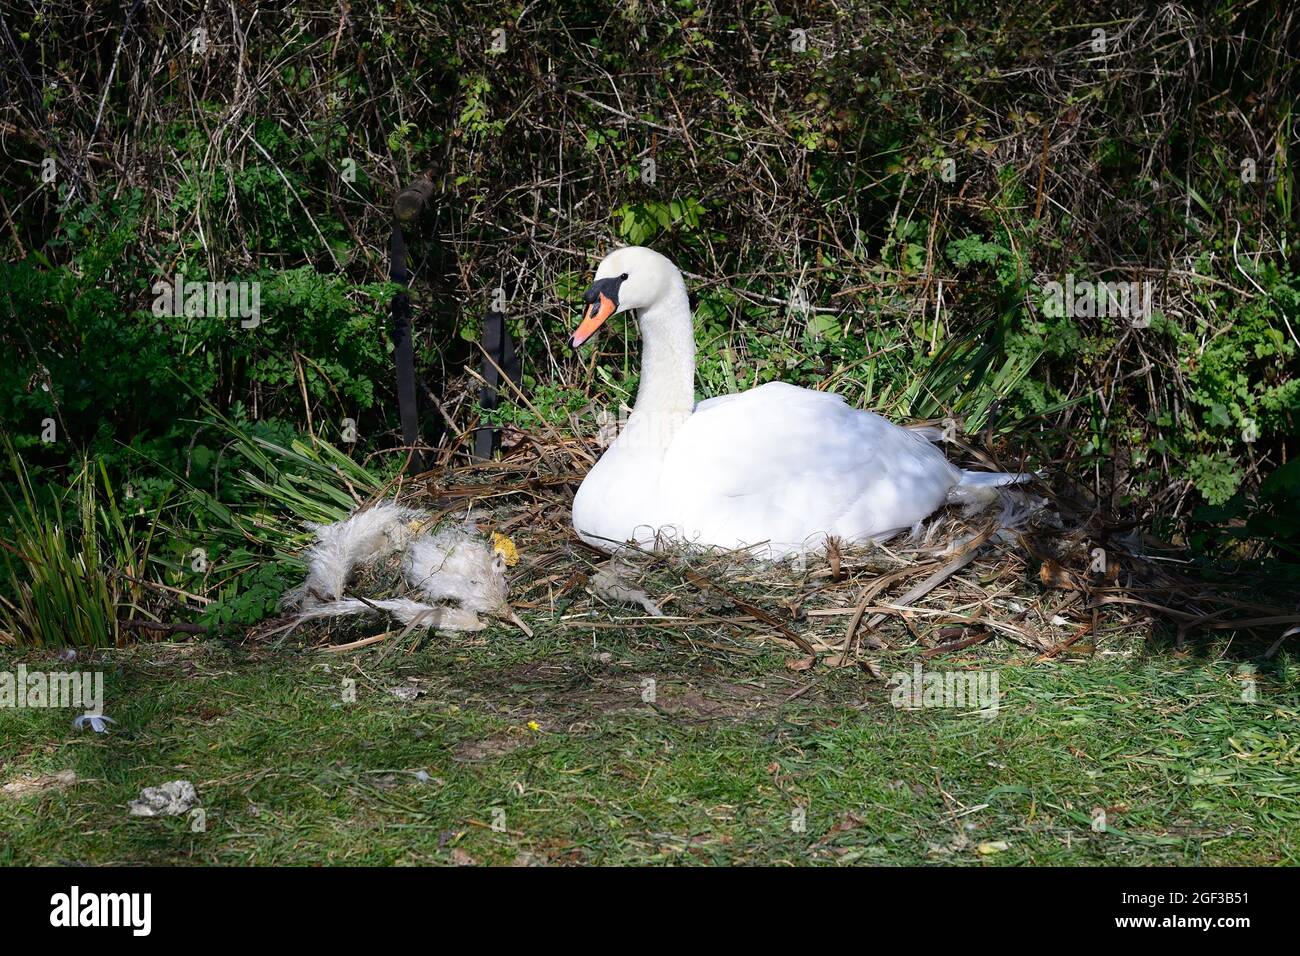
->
[619,272,629,281]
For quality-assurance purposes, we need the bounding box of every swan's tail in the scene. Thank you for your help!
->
[947,469,1038,510]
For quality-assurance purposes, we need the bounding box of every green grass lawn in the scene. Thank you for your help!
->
[1,625,1297,866]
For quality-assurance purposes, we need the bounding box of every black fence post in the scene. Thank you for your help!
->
[390,174,434,471]
[474,309,521,460]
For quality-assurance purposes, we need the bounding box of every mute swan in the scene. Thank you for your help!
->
[570,247,1030,558]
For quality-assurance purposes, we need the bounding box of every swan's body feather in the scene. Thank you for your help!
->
[575,382,976,556]
[664,382,961,549]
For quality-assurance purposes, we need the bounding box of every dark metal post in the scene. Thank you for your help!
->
[475,310,520,460]
[390,174,435,471]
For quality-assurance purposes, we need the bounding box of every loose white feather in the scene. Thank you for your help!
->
[281,501,424,608]
[403,527,509,615]
[292,597,484,631]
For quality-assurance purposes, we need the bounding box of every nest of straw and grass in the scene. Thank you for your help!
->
[258,426,1299,667]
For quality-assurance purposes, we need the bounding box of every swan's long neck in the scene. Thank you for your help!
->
[623,280,695,451]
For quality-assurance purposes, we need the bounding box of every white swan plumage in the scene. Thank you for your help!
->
[570,247,1029,558]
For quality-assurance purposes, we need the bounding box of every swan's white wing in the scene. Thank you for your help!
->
[661,382,960,553]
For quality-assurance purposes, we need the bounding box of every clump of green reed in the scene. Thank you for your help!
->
[0,442,159,649]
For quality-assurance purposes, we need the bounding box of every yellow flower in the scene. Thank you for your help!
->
[491,532,520,567]
[527,720,541,732]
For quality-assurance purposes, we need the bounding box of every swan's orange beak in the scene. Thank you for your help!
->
[571,292,617,347]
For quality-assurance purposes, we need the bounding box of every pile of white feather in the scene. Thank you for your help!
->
[280,502,528,635]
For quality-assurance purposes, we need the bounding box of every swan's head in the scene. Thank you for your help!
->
[571,246,681,347]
